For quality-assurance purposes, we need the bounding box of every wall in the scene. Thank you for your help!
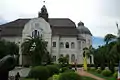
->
[52,36,84,64]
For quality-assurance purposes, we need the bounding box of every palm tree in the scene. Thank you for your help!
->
[21,36,48,66]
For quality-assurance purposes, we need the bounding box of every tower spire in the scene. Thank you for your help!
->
[38,0,49,22]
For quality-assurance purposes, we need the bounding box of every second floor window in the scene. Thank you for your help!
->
[66,42,69,48]
[60,42,64,48]
[52,42,56,47]
[71,42,75,49]
[32,30,39,38]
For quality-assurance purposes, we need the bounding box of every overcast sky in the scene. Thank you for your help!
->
[0,0,120,37]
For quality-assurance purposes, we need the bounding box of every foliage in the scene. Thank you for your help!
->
[52,74,59,80]
[21,36,50,66]
[64,69,75,73]
[0,39,19,59]
[58,56,69,67]
[96,68,102,73]
[46,65,59,77]
[28,66,49,80]
[90,67,96,71]
[59,72,81,80]
[59,67,69,73]
[101,69,112,77]
[113,71,118,78]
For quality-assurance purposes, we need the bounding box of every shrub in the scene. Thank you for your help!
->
[113,71,118,78]
[46,65,59,77]
[64,69,75,73]
[90,67,96,71]
[28,66,49,80]
[52,74,59,80]
[59,72,81,80]
[60,67,69,73]
[101,69,112,77]
[87,67,91,71]
[96,68,102,73]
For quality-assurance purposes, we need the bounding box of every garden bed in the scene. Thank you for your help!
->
[88,71,116,80]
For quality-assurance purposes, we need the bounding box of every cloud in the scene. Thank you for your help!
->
[0,0,120,37]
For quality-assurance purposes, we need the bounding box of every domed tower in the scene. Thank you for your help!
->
[38,5,49,22]
[77,21,93,64]
[77,21,92,48]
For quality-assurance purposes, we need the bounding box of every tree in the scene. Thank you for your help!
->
[104,34,116,45]
[58,56,69,67]
[83,45,94,64]
[21,36,49,66]
[0,39,19,59]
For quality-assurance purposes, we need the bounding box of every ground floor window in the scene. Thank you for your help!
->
[71,54,75,63]
[53,56,56,62]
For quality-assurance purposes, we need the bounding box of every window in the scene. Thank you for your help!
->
[65,42,69,48]
[71,42,75,48]
[66,54,69,62]
[71,54,75,63]
[60,42,64,48]
[53,56,56,62]
[52,42,56,47]
[78,41,81,49]
[32,30,39,38]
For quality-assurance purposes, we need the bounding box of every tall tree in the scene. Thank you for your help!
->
[21,36,49,66]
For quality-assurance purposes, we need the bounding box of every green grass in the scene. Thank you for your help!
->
[88,71,116,80]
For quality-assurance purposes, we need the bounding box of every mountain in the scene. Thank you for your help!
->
[92,36,105,48]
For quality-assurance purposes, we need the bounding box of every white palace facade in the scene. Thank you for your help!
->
[0,5,93,65]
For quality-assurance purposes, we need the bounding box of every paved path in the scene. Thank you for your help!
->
[77,68,105,80]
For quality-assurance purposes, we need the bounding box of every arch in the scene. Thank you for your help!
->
[32,30,40,38]
[65,42,69,48]
[60,42,64,48]
[71,42,75,48]
[66,54,69,62]
[53,56,56,62]
[71,54,75,63]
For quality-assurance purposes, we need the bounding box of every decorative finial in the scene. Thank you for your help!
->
[43,0,45,5]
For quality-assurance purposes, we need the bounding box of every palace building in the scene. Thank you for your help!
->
[0,5,93,65]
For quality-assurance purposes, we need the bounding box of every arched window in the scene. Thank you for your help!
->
[53,56,56,62]
[65,42,69,48]
[66,54,69,62]
[78,41,81,49]
[32,30,40,38]
[71,54,75,63]
[71,42,75,48]
[60,42,64,48]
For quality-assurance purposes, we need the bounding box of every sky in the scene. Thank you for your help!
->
[0,0,120,38]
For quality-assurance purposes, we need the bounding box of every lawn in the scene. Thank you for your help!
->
[88,71,116,80]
